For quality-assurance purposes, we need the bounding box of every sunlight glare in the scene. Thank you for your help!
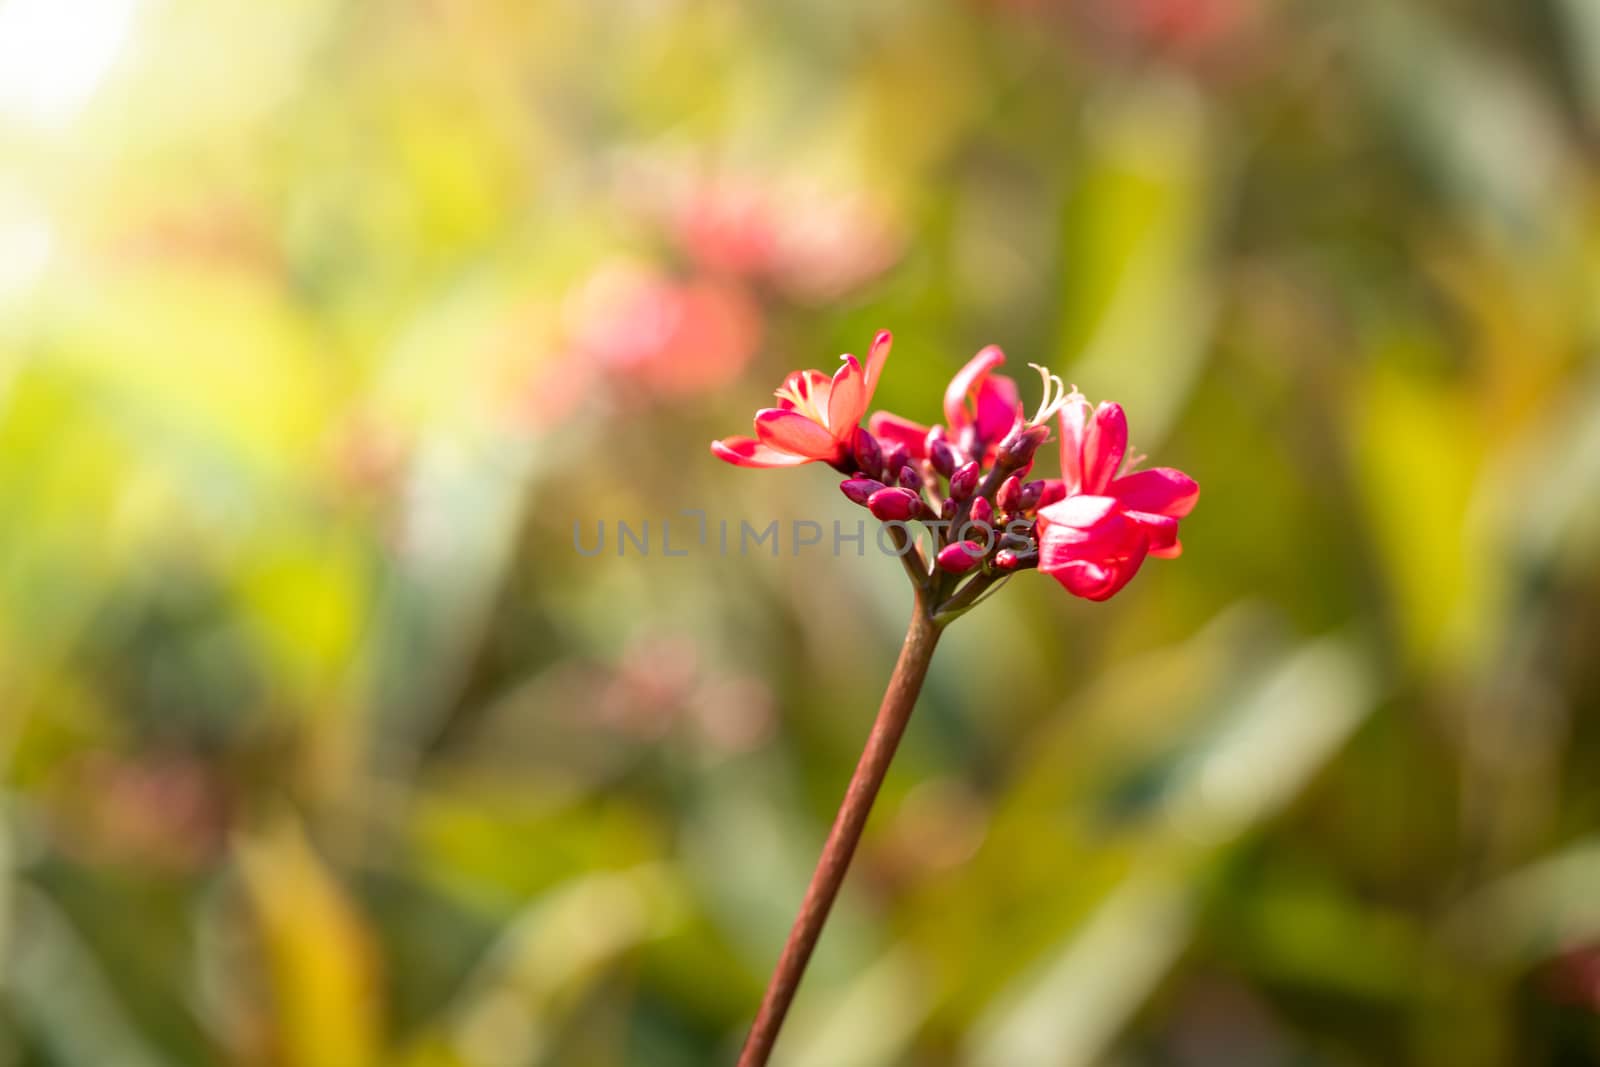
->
[0,0,141,127]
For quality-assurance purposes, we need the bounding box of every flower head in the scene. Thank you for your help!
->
[1036,394,1198,600]
[714,333,1196,613]
[712,331,892,470]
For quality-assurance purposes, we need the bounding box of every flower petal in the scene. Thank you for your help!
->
[711,436,812,468]
[944,345,1007,431]
[1149,539,1183,560]
[863,329,892,398]
[1038,493,1120,531]
[1126,510,1179,554]
[1054,544,1149,601]
[1109,467,1199,518]
[1082,402,1127,495]
[867,411,931,460]
[775,369,832,414]
[827,355,867,437]
[973,373,1022,446]
[754,408,841,459]
[1058,394,1091,493]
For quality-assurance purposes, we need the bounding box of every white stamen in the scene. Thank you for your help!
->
[1026,363,1073,426]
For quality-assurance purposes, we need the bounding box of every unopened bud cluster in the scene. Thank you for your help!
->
[836,411,1054,605]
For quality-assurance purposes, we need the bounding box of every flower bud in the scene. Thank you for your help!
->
[993,548,1038,572]
[851,428,883,481]
[1036,480,1068,508]
[898,464,922,491]
[936,540,985,575]
[969,496,994,527]
[840,477,886,506]
[929,438,958,478]
[1018,480,1044,511]
[941,497,957,520]
[882,442,909,481]
[999,423,1050,467]
[996,474,1022,513]
[867,487,922,522]
[948,460,979,502]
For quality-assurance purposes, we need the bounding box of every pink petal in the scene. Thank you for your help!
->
[1082,402,1127,495]
[1041,541,1150,601]
[754,408,840,460]
[1038,494,1120,531]
[1109,467,1199,518]
[1058,395,1091,493]
[711,436,812,468]
[775,369,833,413]
[1126,510,1179,554]
[827,355,867,438]
[1150,539,1183,560]
[863,329,892,398]
[867,411,931,460]
[943,345,1006,431]
[973,373,1022,446]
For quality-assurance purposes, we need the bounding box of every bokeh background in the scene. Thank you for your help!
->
[4,0,1600,1064]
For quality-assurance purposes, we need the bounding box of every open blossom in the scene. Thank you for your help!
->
[711,331,893,470]
[868,344,1024,463]
[1036,394,1198,601]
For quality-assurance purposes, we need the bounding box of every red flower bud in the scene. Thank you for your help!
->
[840,477,886,506]
[948,460,980,501]
[993,547,1038,572]
[868,487,922,521]
[1036,479,1068,508]
[999,423,1050,467]
[996,474,1022,513]
[969,496,994,528]
[898,464,922,491]
[941,497,957,520]
[851,428,883,481]
[1018,480,1044,511]
[882,442,909,480]
[929,438,958,478]
[936,540,986,575]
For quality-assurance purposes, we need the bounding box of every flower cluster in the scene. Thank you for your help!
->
[712,332,1198,612]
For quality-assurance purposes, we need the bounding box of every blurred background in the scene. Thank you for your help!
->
[3,0,1600,1064]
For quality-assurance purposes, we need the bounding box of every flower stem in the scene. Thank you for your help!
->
[736,599,942,1067]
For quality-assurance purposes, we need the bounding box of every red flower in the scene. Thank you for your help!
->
[712,331,893,469]
[867,344,1023,462]
[1036,394,1198,601]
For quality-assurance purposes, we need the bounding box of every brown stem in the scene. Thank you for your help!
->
[736,599,943,1066]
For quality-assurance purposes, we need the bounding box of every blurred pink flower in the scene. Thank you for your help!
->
[620,157,901,303]
[1117,0,1254,53]
[1036,394,1198,600]
[712,330,893,470]
[53,751,229,873]
[564,261,761,399]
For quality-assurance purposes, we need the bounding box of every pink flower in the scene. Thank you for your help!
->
[867,344,1023,462]
[712,331,893,470]
[1036,395,1198,601]
[565,262,760,399]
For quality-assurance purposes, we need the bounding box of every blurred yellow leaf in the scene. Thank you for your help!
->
[237,821,383,1067]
